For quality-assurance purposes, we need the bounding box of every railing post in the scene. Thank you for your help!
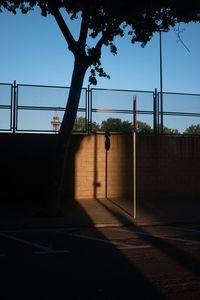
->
[133,95,137,219]
[13,80,17,133]
[153,88,159,135]
[89,86,92,134]
[87,85,90,134]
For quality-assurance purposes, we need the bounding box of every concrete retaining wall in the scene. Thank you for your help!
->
[1,133,200,208]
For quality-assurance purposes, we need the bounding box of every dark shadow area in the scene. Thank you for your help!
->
[1,133,200,299]
[0,206,167,300]
[94,197,200,277]
[137,197,200,225]
[0,133,56,218]
[0,134,167,298]
[0,133,83,219]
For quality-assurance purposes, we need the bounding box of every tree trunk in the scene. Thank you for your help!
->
[54,57,88,214]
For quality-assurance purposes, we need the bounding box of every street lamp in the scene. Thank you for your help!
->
[159,29,167,134]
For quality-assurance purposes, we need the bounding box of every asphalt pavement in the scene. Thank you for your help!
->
[0,224,200,299]
[0,197,200,230]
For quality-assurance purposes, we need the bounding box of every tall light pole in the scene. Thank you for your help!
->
[159,29,167,134]
[159,30,164,134]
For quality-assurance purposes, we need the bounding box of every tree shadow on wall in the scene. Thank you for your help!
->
[0,133,85,219]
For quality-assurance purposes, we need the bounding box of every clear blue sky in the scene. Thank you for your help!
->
[1,8,200,93]
[1,8,200,133]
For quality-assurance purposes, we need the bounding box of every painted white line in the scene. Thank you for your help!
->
[0,228,77,234]
[34,250,69,255]
[70,233,151,250]
[169,226,200,234]
[0,253,7,257]
[118,245,151,250]
[115,228,200,246]
[0,232,70,254]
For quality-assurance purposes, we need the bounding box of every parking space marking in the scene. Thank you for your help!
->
[70,233,151,249]
[0,228,76,234]
[0,253,7,257]
[115,228,200,246]
[0,232,70,255]
[169,225,200,234]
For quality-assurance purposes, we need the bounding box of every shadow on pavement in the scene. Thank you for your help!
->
[96,198,200,277]
[1,202,166,300]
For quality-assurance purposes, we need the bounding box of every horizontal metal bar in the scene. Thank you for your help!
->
[91,87,154,94]
[137,111,153,115]
[0,83,13,86]
[162,111,200,117]
[92,108,153,115]
[16,129,54,133]
[160,91,200,97]
[17,83,87,91]
[0,105,11,109]
[92,108,133,113]
[17,106,86,112]
[15,129,88,134]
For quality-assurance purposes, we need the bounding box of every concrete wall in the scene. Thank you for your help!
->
[1,133,200,208]
[71,133,133,199]
[137,135,200,200]
[67,134,200,201]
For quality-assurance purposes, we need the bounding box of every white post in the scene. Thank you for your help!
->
[133,96,137,219]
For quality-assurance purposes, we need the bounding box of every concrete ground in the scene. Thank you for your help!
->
[1,224,200,299]
[0,196,200,229]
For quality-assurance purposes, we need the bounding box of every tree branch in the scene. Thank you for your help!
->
[95,20,123,53]
[48,1,77,53]
[78,9,89,47]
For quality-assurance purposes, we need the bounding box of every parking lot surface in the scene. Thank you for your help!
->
[0,224,200,299]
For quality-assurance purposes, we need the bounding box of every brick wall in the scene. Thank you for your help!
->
[67,134,200,201]
[1,133,200,206]
[70,133,133,199]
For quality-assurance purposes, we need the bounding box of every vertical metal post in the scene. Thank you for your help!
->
[133,96,137,219]
[87,85,90,134]
[10,83,13,132]
[90,87,93,134]
[13,80,17,133]
[159,30,163,134]
[153,89,158,135]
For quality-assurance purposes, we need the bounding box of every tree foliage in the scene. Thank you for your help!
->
[101,118,132,133]
[161,125,180,135]
[73,116,100,132]
[1,1,200,87]
[137,121,153,134]
[1,1,200,138]
[1,1,200,210]
[74,117,183,135]
[184,124,200,135]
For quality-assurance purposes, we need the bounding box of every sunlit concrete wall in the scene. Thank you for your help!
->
[72,133,133,199]
[69,134,200,201]
[1,133,200,204]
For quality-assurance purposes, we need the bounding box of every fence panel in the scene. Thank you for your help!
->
[90,88,155,133]
[0,83,13,132]
[160,92,200,135]
[16,84,87,133]
[1,81,200,136]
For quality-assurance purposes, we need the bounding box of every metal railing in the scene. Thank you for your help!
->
[90,87,156,134]
[0,83,13,132]
[1,81,200,135]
